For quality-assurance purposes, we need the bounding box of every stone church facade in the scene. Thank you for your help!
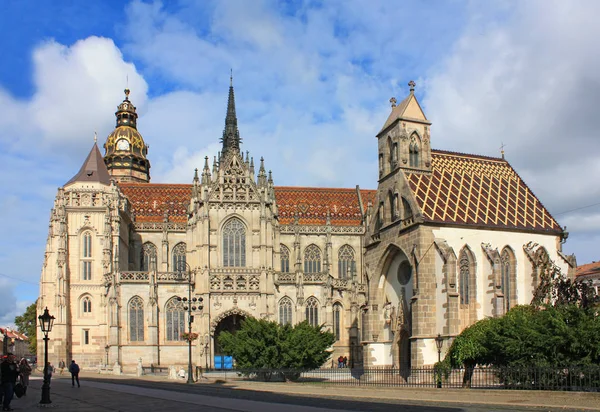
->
[38,80,576,372]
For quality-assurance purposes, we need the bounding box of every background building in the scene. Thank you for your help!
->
[38,80,575,372]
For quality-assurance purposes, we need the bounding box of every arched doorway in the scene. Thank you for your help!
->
[213,313,246,369]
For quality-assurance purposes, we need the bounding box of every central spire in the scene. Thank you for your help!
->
[221,71,241,154]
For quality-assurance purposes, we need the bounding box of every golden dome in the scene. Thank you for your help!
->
[105,126,148,159]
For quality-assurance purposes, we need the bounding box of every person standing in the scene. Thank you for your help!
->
[18,358,31,396]
[58,360,65,375]
[69,360,80,387]
[1,353,19,411]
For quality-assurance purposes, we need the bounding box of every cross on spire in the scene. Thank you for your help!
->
[408,80,416,93]
[389,97,397,108]
[500,142,507,159]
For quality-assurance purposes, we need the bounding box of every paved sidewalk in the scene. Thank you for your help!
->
[5,373,600,411]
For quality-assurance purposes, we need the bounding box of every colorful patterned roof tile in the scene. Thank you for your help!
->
[118,183,376,227]
[405,150,562,233]
[576,262,600,278]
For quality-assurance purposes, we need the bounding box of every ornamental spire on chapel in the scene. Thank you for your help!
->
[220,72,242,154]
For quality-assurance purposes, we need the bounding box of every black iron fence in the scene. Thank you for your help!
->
[199,366,600,392]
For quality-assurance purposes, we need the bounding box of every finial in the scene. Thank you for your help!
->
[94,131,97,143]
[408,80,416,93]
[389,97,397,108]
[230,68,233,87]
[124,88,131,100]
[500,142,506,160]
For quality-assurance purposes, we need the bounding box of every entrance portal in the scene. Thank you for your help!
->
[213,313,246,369]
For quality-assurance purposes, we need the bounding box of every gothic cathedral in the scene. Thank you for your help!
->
[38,79,576,372]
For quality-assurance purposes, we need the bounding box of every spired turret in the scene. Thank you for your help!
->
[103,89,151,183]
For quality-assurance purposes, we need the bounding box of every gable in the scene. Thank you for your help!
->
[405,150,562,233]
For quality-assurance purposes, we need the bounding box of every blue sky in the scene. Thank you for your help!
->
[1,0,600,325]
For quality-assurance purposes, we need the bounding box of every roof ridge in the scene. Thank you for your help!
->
[65,143,111,186]
[274,186,376,191]
[432,149,506,162]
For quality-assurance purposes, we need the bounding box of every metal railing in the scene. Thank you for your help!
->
[198,366,600,392]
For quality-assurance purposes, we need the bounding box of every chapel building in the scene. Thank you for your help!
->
[38,79,576,372]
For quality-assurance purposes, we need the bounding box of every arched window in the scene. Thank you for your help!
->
[402,198,413,222]
[82,297,92,314]
[141,242,157,271]
[378,153,384,176]
[129,296,144,342]
[222,218,246,267]
[409,135,420,167]
[388,191,395,221]
[304,244,322,274]
[165,298,185,341]
[333,303,342,341]
[338,245,356,280]
[501,248,516,312]
[459,249,471,305]
[305,297,319,327]
[387,137,394,170]
[172,242,187,272]
[81,232,93,281]
[279,297,293,325]
[280,245,290,273]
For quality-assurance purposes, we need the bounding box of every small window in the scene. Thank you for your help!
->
[409,135,420,167]
[82,261,92,281]
[81,232,93,281]
[82,297,92,314]
[333,303,342,341]
[83,329,90,345]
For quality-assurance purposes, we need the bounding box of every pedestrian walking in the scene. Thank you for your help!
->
[337,355,344,368]
[18,358,31,396]
[343,356,348,368]
[1,353,19,411]
[59,360,65,375]
[69,360,80,387]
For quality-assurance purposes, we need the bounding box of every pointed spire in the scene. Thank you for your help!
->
[212,156,218,176]
[257,156,267,187]
[193,168,199,184]
[65,142,111,186]
[221,74,242,154]
[201,156,211,185]
[249,156,255,176]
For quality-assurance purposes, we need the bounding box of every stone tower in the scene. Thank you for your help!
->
[103,89,151,183]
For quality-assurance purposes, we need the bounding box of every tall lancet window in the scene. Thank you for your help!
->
[81,231,93,280]
[165,298,185,341]
[501,248,515,312]
[459,249,471,305]
[222,218,246,267]
[304,244,322,274]
[280,245,290,273]
[305,297,319,327]
[141,242,157,271]
[129,296,144,342]
[279,297,293,325]
[338,245,356,280]
[333,303,342,341]
[409,135,420,167]
[172,242,187,272]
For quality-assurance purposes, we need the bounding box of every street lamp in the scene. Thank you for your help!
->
[176,262,203,384]
[38,307,55,405]
[435,334,443,363]
[203,334,210,370]
[105,344,109,366]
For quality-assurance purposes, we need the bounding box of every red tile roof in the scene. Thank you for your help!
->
[119,183,376,226]
[405,150,562,233]
[576,262,600,278]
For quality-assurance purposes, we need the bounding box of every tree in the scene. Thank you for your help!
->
[14,301,37,354]
[218,317,335,379]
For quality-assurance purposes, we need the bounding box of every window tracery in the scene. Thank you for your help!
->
[172,242,187,272]
[459,249,471,305]
[338,245,356,280]
[82,297,92,314]
[223,218,246,267]
[129,296,144,342]
[280,245,290,273]
[279,297,292,325]
[165,298,185,341]
[333,303,342,341]
[305,297,319,327]
[304,244,322,274]
[141,242,157,271]
[81,231,92,281]
[409,135,420,167]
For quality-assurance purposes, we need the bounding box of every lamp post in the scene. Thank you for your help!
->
[105,344,109,366]
[434,333,444,389]
[38,307,55,405]
[176,262,203,384]
[203,334,209,370]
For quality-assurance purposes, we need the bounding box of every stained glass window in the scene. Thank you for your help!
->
[501,249,512,312]
[280,245,290,273]
[459,249,471,305]
[338,245,356,280]
[129,296,144,342]
[141,242,157,271]
[223,218,246,267]
[279,297,292,325]
[172,242,187,272]
[305,297,319,327]
[304,244,321,274]
[166,298,185,341]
